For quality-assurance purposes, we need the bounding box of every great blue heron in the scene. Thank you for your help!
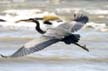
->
[0,14,89,58]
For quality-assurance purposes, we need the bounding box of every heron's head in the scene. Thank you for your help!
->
[73,14,89,24]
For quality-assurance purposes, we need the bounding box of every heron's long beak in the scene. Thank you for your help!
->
[35,18,43,20]
[74,43,89,52]
[15,18,43,23]
[15,19,33,23]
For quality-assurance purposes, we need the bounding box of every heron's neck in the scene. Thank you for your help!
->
[33,20,46,34]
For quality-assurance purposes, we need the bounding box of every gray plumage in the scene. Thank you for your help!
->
[1,37,60,58]
[0,15,89,58]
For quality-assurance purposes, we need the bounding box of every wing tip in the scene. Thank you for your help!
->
[0,54,8,58]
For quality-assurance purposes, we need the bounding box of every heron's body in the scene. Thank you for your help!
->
[0,14,89,58]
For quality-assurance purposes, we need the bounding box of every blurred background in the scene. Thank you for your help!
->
[0,0,108,71]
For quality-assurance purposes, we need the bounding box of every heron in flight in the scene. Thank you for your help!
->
[0,14,89,58]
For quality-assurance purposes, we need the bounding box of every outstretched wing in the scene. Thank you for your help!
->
[1,36,60,58]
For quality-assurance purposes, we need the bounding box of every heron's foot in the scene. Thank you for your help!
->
[74,43,89,52]
[61,34,80,44]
